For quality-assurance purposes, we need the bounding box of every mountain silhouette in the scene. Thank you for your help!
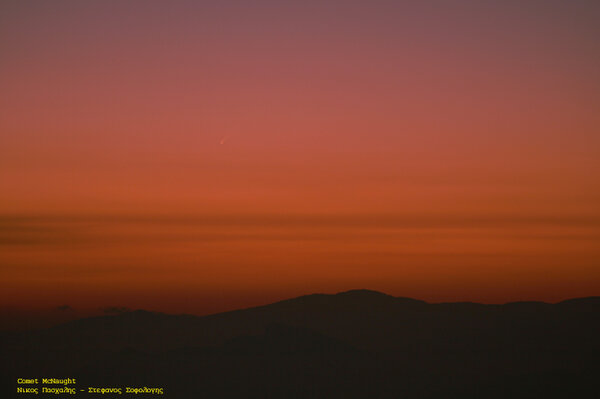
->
[1,290,598,398]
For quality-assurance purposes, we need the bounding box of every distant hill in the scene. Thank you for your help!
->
[1,290,599,398]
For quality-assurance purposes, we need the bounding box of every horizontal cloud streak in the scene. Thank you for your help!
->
[3,212,600,228]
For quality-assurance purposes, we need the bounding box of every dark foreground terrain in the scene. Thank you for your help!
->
[1,290,598,398]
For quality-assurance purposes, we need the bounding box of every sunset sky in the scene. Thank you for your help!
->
[1,0,599,314]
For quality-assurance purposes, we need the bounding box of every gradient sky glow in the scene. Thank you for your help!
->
[1,1,599,314]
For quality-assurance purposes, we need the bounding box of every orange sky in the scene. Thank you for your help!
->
[1,1,599,314]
